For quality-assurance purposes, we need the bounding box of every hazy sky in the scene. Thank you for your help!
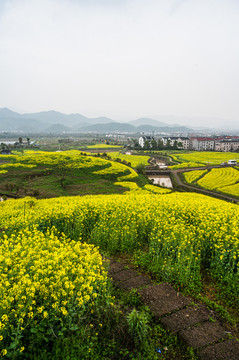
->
[0,0,238,125]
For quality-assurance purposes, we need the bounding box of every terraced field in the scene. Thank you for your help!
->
[183,167,239,197]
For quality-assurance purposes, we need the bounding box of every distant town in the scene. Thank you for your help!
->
[138,135,239,152]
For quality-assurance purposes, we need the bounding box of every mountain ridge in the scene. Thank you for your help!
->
[0,107,193,133]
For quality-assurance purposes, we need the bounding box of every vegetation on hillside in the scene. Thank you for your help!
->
[0,151,146,198]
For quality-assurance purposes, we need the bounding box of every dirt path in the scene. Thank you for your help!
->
[106,258,239,360]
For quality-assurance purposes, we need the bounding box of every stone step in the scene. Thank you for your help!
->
[117,274,153,291]
[198,339,239,360]
[178,321,227,349]
[160,305,210,333]
[106,258,239,359]
[138,283,191,317]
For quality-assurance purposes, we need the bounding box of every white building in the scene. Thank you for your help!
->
[191,137,215,151]
[161,137,190,149]
[139,136,155,148]
[215,139,239,152]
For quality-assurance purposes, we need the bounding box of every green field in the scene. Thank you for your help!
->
[0,151,150,198]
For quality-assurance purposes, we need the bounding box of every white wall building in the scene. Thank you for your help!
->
[191,138,215,151]
[139,136,155,148]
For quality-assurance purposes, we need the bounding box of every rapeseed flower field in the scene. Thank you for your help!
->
[183,167,239,197]
[171,151,239,165]
[103,152,150,167]
[0,150,239,358]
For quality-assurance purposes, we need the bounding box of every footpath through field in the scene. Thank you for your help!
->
[106,257,239,360]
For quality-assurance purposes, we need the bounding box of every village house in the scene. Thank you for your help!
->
[161,136,190,149]
[215,139,239,152]
[138,136,155,148]
[191,137,215,151]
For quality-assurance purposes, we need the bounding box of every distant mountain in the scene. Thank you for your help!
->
[0,108,20,119]
[0,108,193,134]
[89,116,114,125]
[79,122,135,133]
[22,111,114,127]
[78,122,192,133]
[43,124,72,133]
[128,117,169,127]
[0,116,44,132]
[23,110,69,124]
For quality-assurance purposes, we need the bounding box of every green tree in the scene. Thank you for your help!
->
[55,157,70,189]
[144,140,151,150]
[157,139,164,149]
[166,139,171,149]
[151,139,157,149]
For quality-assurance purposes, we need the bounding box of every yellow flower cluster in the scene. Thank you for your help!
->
[114,181,143,192]
[143,184,172,194]
[183,169,208,184]
[219,183,239,197]
[104,152,150,167]
[93,159,138,181]
[0,163,36,169]
[169,162,205,169]
[171,151,239,165]
[0,192,238,284]
[182,166,239,197]
[197,167,239,190]
[0,226,108,356]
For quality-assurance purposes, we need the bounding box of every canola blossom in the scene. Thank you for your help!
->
[183,170,208,184]
[0,192,238,304]
[169,162,205,169]
[1,150,239,357]
[114,181,144,192]
[184,167,239,197]
[0,226,109,357]
[103,152,150,167]
[0,163,36,169]
[171,151,239,165]
[143,184,172,194]
[197,167,239,190]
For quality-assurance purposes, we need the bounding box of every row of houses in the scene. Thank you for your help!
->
[139,136,239,152]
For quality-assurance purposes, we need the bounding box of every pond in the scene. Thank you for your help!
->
[148,175,173,188]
